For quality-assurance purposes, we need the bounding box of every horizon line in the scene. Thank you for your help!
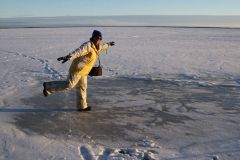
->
[1,14,240,19]
[1,25,240,30]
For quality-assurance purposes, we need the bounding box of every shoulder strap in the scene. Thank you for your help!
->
[91,41,101,67]
[97,54,101,67]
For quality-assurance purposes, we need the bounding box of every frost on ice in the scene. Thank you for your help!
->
[0,27,240,159]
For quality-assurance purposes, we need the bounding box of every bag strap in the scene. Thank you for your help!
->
[91,42,101,67]
[97,54,101,67]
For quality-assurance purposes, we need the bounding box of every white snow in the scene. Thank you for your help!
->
[0,27,240,159]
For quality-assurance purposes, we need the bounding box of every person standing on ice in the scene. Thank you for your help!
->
[43,30,115,111]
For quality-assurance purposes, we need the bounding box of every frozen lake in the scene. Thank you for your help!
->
[0,27,240,159]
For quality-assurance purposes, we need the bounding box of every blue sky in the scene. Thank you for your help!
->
[0,0,240,18]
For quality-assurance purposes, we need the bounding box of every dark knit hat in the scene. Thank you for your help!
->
[92,30,102,40]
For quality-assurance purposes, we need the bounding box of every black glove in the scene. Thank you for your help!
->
[57,55,71,63]
[108,41,115,46]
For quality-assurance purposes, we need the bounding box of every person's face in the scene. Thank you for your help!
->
[93,36,102,45]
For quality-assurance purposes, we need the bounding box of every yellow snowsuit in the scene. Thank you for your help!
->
[69,41,109,76]
[44,41,110,109]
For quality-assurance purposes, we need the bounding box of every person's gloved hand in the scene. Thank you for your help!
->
[57,55,71,63]
[108,42,115,46]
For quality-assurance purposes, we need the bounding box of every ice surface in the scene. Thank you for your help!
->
[0,27,240,159]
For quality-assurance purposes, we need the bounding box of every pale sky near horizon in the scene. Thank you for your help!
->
[0,0,239,18]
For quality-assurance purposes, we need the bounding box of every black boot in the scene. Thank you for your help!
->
[43,82,49,97]
[77,106,92,112]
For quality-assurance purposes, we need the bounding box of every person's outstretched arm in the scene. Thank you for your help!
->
[99,41,115,53]
[57,42,91,63]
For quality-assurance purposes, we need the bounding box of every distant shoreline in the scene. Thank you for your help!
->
[1,15,240,29]
[1,25,240,30]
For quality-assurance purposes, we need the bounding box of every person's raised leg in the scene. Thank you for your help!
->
[43,73,80,97]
